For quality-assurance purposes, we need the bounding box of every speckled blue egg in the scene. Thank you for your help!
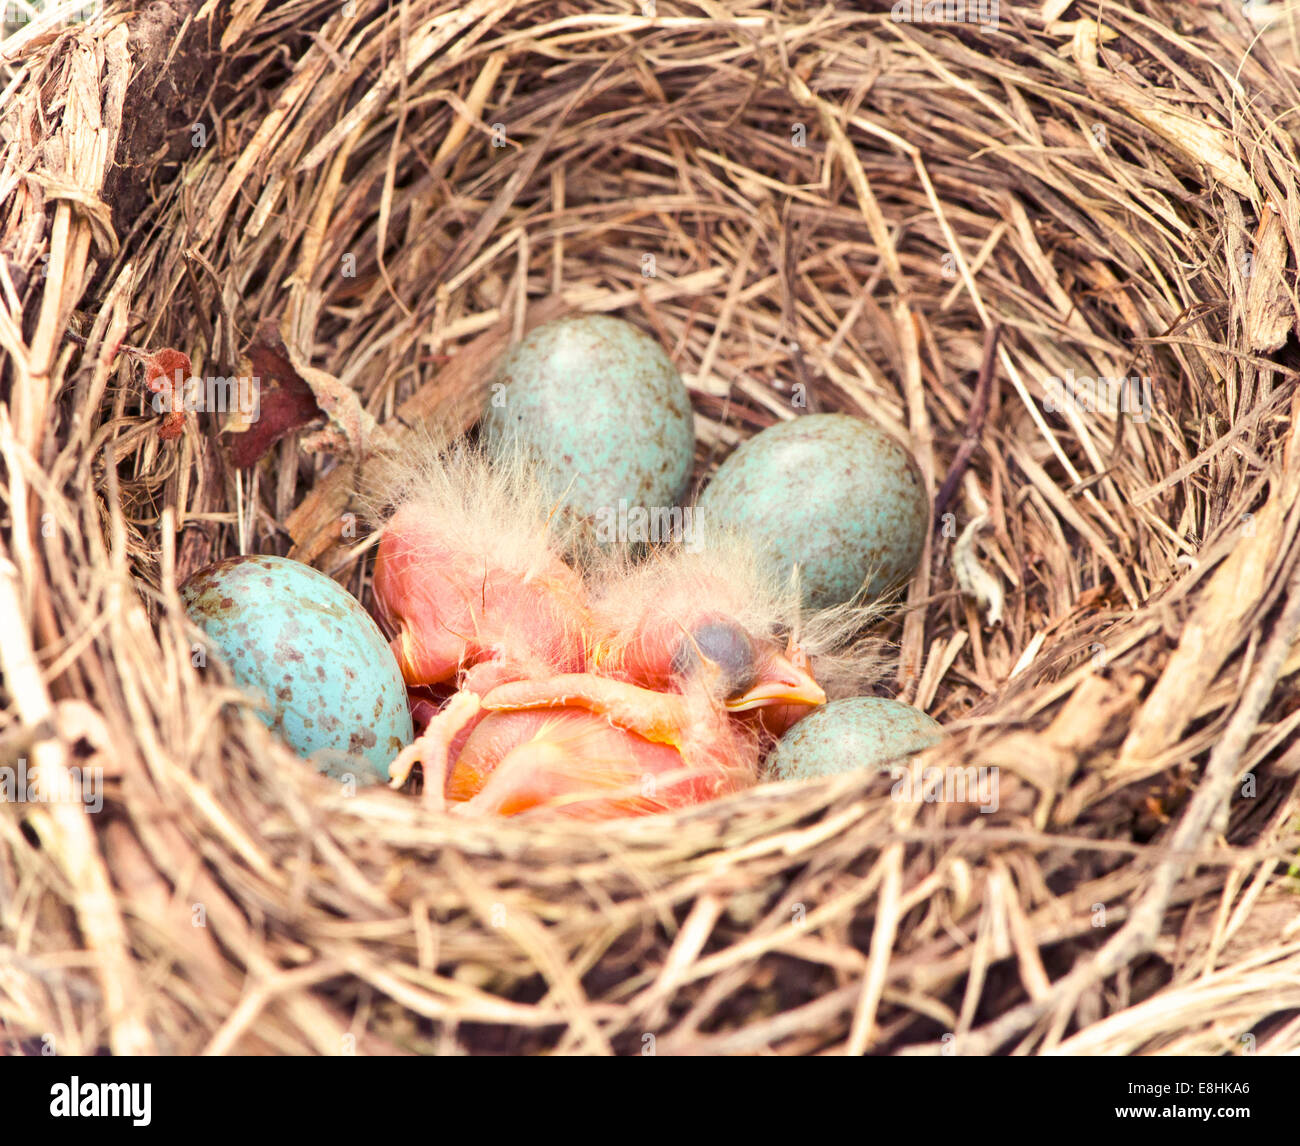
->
[482,315,695,535]
[697,414,927,608]
[769,697,944,781]
[181,555,412,784]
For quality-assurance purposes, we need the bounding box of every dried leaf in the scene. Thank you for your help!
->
[279,346,376,462]
[224,324,323,467]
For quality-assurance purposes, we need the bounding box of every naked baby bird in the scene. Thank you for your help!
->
[368,440,884,819]
[366,436,596,806]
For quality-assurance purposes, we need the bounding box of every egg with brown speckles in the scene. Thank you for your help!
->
[769,697,944,781]
[181,555,412,783]
[697,413,927,608]
[482,315,695,541]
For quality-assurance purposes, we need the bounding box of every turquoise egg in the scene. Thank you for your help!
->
[697,414,927,608]
[769,697,943,781]
[181,555,411,783]
[482,315,695,539]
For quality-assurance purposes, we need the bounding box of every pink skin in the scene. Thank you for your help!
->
[389,673,757,819]
[378,517,825,818]
[388,691,483,811]
[372,504,590,691]
[447,708,738,819]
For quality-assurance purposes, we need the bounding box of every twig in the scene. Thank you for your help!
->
[933,323,1001,521]
[63,328,148,356]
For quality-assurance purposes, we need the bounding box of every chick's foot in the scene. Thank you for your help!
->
[388,690,483,811]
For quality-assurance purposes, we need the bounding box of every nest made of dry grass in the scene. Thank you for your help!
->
[2,0,1300,1055]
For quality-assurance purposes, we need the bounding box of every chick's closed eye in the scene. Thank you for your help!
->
[670,619,757,699]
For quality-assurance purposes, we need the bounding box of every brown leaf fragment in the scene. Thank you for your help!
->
[224,323,324,467]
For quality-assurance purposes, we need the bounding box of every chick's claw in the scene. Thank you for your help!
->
[387,690,483,811]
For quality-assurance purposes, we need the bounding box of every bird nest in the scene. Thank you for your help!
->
[3,0,1300,1056]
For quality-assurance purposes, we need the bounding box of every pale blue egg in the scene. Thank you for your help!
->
[697,414,927,608]
[482,315,695,538]
[182,555,411,783]
[770,697,943,781]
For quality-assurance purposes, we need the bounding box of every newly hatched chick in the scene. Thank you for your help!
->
[369,444,887,819]
[587,535,830,732]
[365,435,591,695]
[587,530,892,741]
[362,435,593,801]
[467,532,890,816]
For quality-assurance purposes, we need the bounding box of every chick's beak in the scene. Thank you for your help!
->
[723,650,826,712]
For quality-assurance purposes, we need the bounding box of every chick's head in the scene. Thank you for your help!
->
[364,434,592,688]
[588,536,823,716]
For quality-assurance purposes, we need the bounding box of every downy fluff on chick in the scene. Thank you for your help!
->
[586,526,891,735]
[361,433,593,695]
[366,436,891,818]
